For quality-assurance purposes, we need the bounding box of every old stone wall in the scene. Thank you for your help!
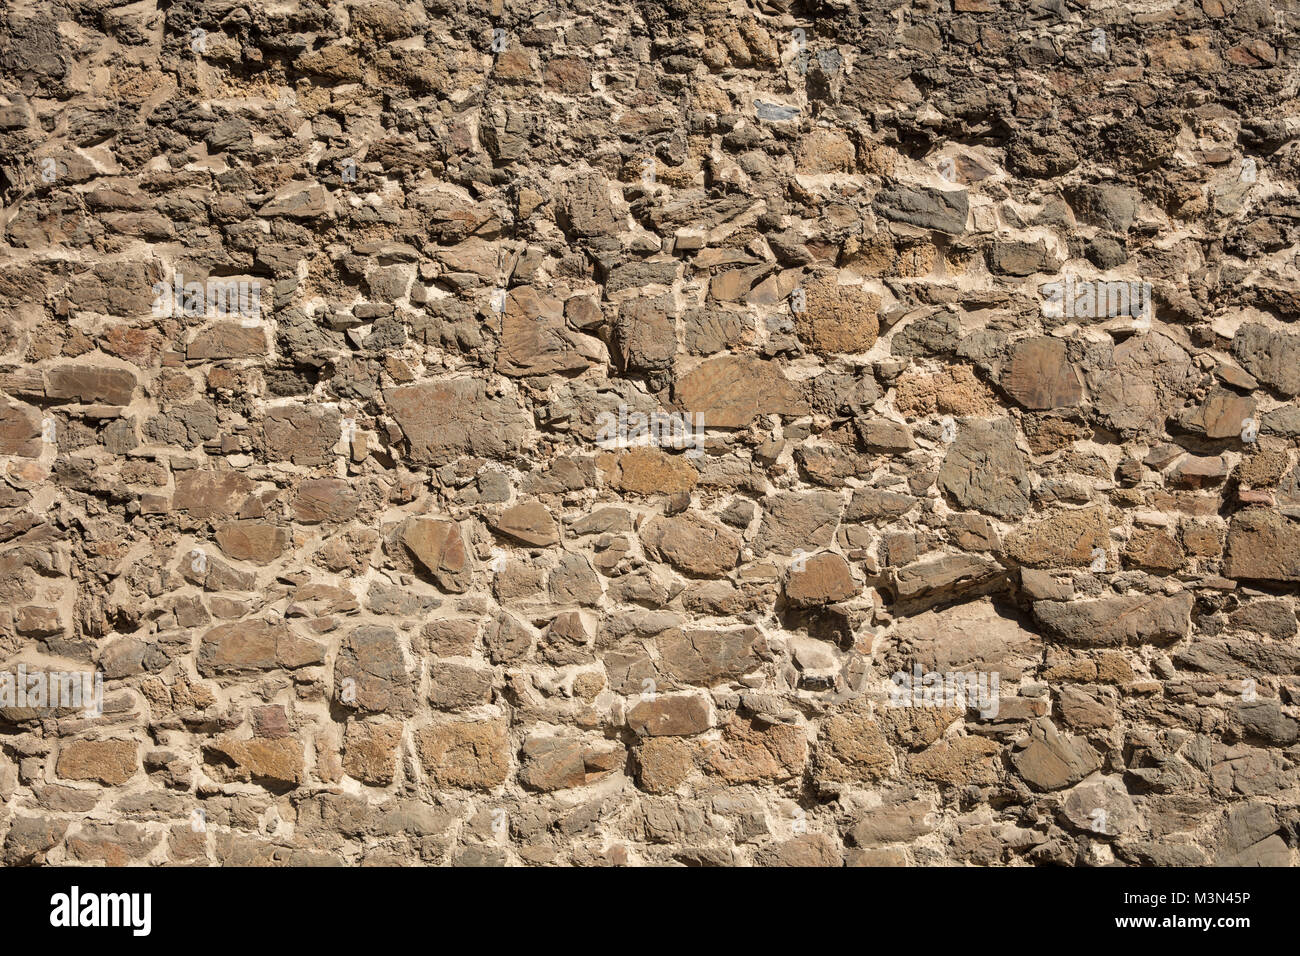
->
[0,0,1298,866]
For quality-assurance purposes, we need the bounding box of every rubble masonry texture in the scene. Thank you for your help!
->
[0,0,1298,866]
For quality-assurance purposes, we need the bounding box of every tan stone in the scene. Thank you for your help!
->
[908,735,1001,786]
[640,512,741,576]
[417,721,510,790]
[56,740,138,785]
[794,274,880,354]
[492,500,559,547]
[786,552,858,606]
[605,446,698,495]
[343,720,404,786]
[1006,506,1110,568]
[703,716,806,784]
[208,735,303,786]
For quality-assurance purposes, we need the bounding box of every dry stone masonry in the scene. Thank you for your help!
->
[0,0,1298,867]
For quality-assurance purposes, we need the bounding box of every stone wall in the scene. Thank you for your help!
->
[0,0,1298,866]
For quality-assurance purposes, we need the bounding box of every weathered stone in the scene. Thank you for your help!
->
[173,470,254,520]
[215,521,290,565]
[656,627,766,686]
[848,797,934,846]
[755,833,843,867]
[198,621,326,676]
[786,552,858,606]
[492,500,559,547]
[1006,507,1110,568]
[1002,337,1083,410]
[873,185,969,234]
[704,716,806,784]
[890,598,1041,680]
[343,720,404,785]
[605,446,698,496]
[292,479,360,524]
[1060,777,1140,835]
[263,405,341,466]
[46,365,136,405]
[335,626,418,715]
[1232,323,1300,397]
[56,739,138,785]
[1225,511,1300,582]
[0,401,43,457]
[1009,719,1101,791]
[1032,593,1193,647]
[814,711,894,783]
[387,379,530,466]
[755,491,843,555]
[207,735,303,787]
[635,737,696,793]
[794,274,880,353]
[628,694,711,737]
[428,662,494,710]
[498,286,590,377]
[401,517,471,592]
[187,323,267,360]
[416,721,510,791]
[673,356,807,428]
[518,736,622,791]
[640,513,741,576]
[938,418,1031,518]
[909,735,1001,786]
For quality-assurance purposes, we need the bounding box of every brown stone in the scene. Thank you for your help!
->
[517,736,623,791]
[656,626,766,686]
[704,716,807,784]
[208,735,303,786]
[335,626,417,715]
[187,323,267,360]
[263,404,341,466]
[1006,507,1110,568]
[387,380,530,466]
[640,512,741,576]
[1032,593,1194,647]
[635,737,695,793]
[1225,511,1300,582]
[492,500,559,547]
[417,721,510,791]
[1002,337,1083,409]
[46,364,136,405]
[215,521,289,565]
[290,479,358,524]
[173,470,255,520]
[1009,719,1101,791]
[197,621,325,676]
[673,356,807,428]
[606,446,698,495]
[794,274,880,353]
[401,517,471,592]
[814,712,894,783]
[908,735,1001,786]
[497,286,590,377]
[786,552,858,606]
[343,720,404,786]
[56,739,138,785]
[628,694,712,736]
[0,401,42,457]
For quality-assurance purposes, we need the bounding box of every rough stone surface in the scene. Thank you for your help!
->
[0,0,1294,870]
